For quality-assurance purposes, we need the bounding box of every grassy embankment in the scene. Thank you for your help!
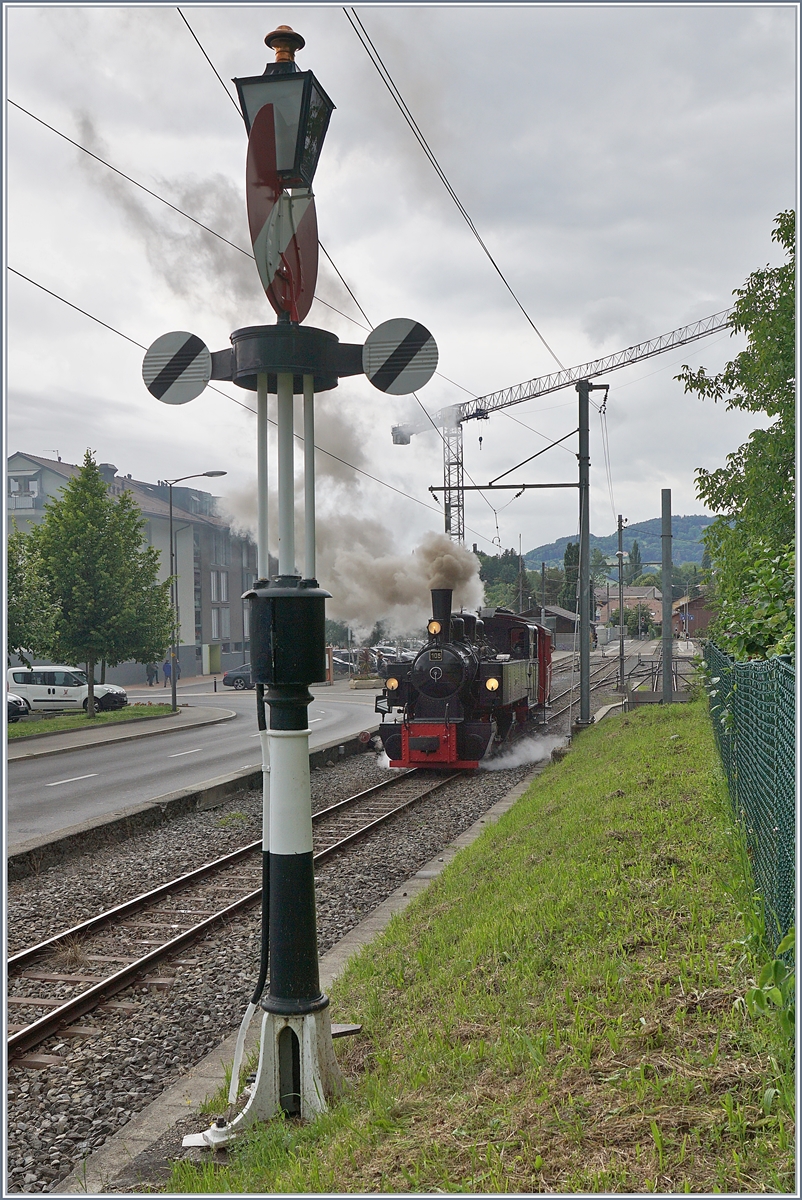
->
[7,704,174,739]
[171,699,794,1193]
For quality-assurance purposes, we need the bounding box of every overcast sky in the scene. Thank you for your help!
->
[5,3,797,571]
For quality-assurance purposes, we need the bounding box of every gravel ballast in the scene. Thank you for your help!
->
[6,692,616,1195]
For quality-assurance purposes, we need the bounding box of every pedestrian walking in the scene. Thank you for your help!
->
[145,663,157,687]
[163,659,171,687]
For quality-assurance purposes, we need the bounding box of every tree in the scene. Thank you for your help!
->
[7,522,60,665]
[590,548,612,589]
[626,540,642,584]
[36,451,173,715]
[558,542,579,611]
[325,618,351,647]
[677,210,794,658]
[609,604,655,639]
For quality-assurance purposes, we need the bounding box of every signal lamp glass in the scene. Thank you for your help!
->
[386,677,399,691]
[427,620,441,635]
[485,677,500,691]
[234,70,335,187]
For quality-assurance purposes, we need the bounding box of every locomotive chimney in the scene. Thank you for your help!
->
[430,588,453,630]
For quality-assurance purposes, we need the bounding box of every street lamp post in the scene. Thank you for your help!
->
[164,471,227,712]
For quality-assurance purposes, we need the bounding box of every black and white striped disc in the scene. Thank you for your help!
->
[362,318,438,395]
[142,332,212,405]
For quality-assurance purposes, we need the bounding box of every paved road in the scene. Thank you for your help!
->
[7,682,380,848]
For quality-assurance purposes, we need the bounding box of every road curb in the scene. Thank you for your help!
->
[7,708,237,763]
[7,727,379,881]
[8,707,181,744]
[58,759,549,1195]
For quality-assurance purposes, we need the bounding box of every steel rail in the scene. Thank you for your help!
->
[7,843,262,972]
[313,772,457,861]
[7,891,262,1057]
[549,659,619,706]
[8,768,453,1059]
[548,668,622,722]
[8,771,421,972]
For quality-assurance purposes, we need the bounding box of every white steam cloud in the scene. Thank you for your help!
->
[323,529,484,638]
[218,480,484,639]
[479,735,567,771]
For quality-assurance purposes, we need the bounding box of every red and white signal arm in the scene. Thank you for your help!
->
[246,103,318,324]
[142,332,212,405]
[363,318,438,395]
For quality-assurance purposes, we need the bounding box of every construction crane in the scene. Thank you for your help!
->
[391,308,733,542]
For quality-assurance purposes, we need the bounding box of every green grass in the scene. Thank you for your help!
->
[7,704,174,738]
[169,699,794,1193]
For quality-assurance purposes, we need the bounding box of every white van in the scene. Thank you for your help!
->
[6,666,128,713]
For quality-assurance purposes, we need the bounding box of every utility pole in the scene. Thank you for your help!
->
[575,380,607,727]
[617,514,625,692]
[518,535,523,613]
[661,488,673,702]
[541,560,546,626]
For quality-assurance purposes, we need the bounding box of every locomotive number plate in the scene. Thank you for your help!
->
[429,649,443,661]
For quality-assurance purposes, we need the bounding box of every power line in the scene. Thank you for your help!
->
[176,6,243,117]
[164,14,497,521]
[12,32,507,544]
[500,409,576,456]
[344,6,566,371]
[318,244,373,330]
[7,265,497,545]
[172,9,378,339]
[8,100,369,335]
[9,101,252,258]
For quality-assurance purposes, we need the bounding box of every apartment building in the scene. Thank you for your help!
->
[7,452,261,682]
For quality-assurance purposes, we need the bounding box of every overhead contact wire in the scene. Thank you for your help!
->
[5,266,493,539]
[176,6,244,116]
[8,100,370,335]
[344,6,566,371]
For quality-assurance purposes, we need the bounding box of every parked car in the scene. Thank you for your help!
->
[6,667,128,712]
[222,665,253,690]
[331,655,355,676]
[7,691,28,722]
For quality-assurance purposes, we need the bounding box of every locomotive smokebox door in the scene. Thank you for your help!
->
[245,576,331,686]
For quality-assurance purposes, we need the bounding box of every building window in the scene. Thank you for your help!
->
[242,605,250,639]
[220,607,230,639]
[213,531,230,565]
[211,608,219,640]
[219,571,228,602]
[210,571,218,603]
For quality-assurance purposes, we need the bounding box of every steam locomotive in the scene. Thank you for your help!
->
[375,587,553,769]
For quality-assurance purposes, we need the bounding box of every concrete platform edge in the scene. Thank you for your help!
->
[58,761,548,1194]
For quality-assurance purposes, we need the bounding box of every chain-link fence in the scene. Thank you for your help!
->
[704,642,795,949]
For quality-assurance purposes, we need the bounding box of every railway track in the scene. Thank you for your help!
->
[547,660,623,721]
[7,768,455,1064]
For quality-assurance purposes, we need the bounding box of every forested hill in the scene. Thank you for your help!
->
[524,515,715,569]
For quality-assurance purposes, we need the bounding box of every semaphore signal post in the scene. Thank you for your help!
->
[142,24,438,1142]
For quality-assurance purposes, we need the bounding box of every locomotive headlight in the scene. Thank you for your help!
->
[386,677,399,691]
[485,677,500,691]
[427,619,441,636]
